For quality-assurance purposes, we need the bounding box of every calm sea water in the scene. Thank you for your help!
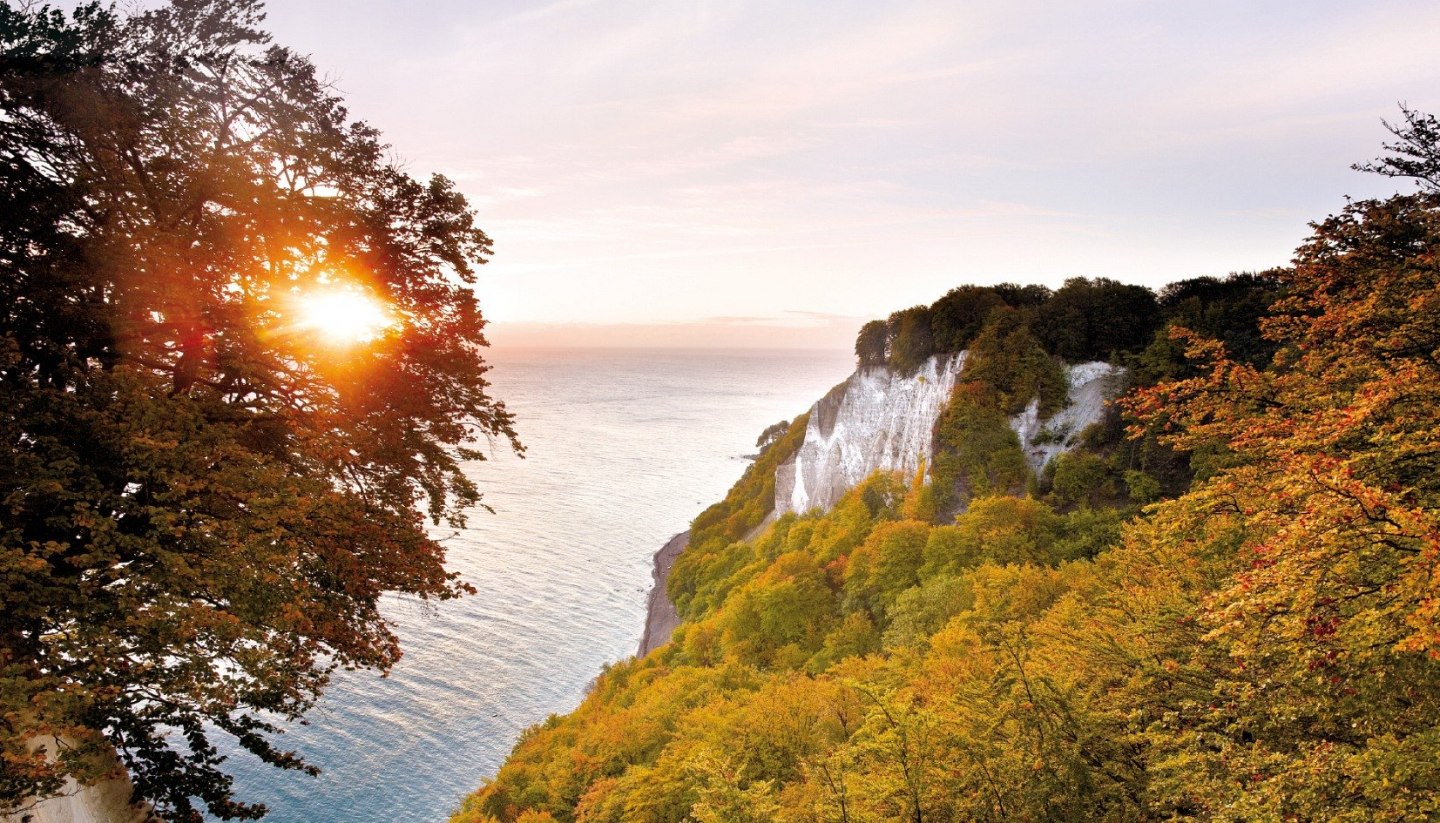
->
[223,346,855,823]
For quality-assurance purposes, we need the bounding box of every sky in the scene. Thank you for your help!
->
[250,0,1440,348]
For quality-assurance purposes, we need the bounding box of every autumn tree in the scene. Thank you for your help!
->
[1122,150,1440,816]
[0,2,518,819]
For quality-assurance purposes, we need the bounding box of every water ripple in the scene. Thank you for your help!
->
[221,347,853,822]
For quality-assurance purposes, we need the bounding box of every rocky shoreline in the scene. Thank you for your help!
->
[636,531,688,657]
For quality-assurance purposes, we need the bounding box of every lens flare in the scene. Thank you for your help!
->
[295,288,392,344]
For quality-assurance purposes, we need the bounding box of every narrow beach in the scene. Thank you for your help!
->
[637,531,688,656]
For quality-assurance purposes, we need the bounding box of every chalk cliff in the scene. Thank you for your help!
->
[774,354,1121,515]
[774,353,966,515]
[1010,360,1123,475]
[638,354,1121,657]
[1,738,154,823]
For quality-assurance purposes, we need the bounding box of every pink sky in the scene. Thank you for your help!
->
[488,315,863,350]
[245,2,1440,345]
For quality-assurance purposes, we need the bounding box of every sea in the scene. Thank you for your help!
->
[222,346,856,823]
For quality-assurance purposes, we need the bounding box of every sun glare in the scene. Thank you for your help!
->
[295,288,393,344]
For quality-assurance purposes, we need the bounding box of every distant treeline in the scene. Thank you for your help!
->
[856,273,1284,372]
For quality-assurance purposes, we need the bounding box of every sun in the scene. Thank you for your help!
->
[294,288,393,344]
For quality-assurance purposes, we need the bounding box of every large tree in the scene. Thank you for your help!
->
[0,1,519,819]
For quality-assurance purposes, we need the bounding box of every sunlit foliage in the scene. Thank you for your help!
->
[456,121,1440,822]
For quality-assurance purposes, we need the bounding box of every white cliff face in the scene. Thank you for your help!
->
[775,353,966,514]
[1,737,154,823]
[1009,361,1122,476]
[774,355,1122,516]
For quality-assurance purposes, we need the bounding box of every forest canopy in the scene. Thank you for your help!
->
[456,113,1440,822]
[0,1,517,819]
[852,273,1278,374]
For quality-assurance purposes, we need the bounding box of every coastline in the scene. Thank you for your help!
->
[637,531,688,657]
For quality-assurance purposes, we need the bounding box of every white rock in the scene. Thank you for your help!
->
[774,354,1122,515]
[2,737,154,823]
[775,353,965,514]
[1009,361,1122,476]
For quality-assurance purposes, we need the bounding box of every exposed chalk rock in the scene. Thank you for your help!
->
[775,353,966,514]
[1008,361,1123,476]
[774,355,1122,516]
[1,737,155,823]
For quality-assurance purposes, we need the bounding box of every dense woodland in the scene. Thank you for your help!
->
[453,113,1440,822]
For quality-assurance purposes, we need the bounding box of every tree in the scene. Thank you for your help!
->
[884,306,933,374]
[1353,104,1440,190]
[990,281,1052,309]
[754,419,790,453]
[926,285,1004,353]
[1124,182,1440,817]
[0,2,519,819]
[1133,271,1286,394]
[962,307,1067,415]
[854,319,887,367]
[1035,277,1159,362]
